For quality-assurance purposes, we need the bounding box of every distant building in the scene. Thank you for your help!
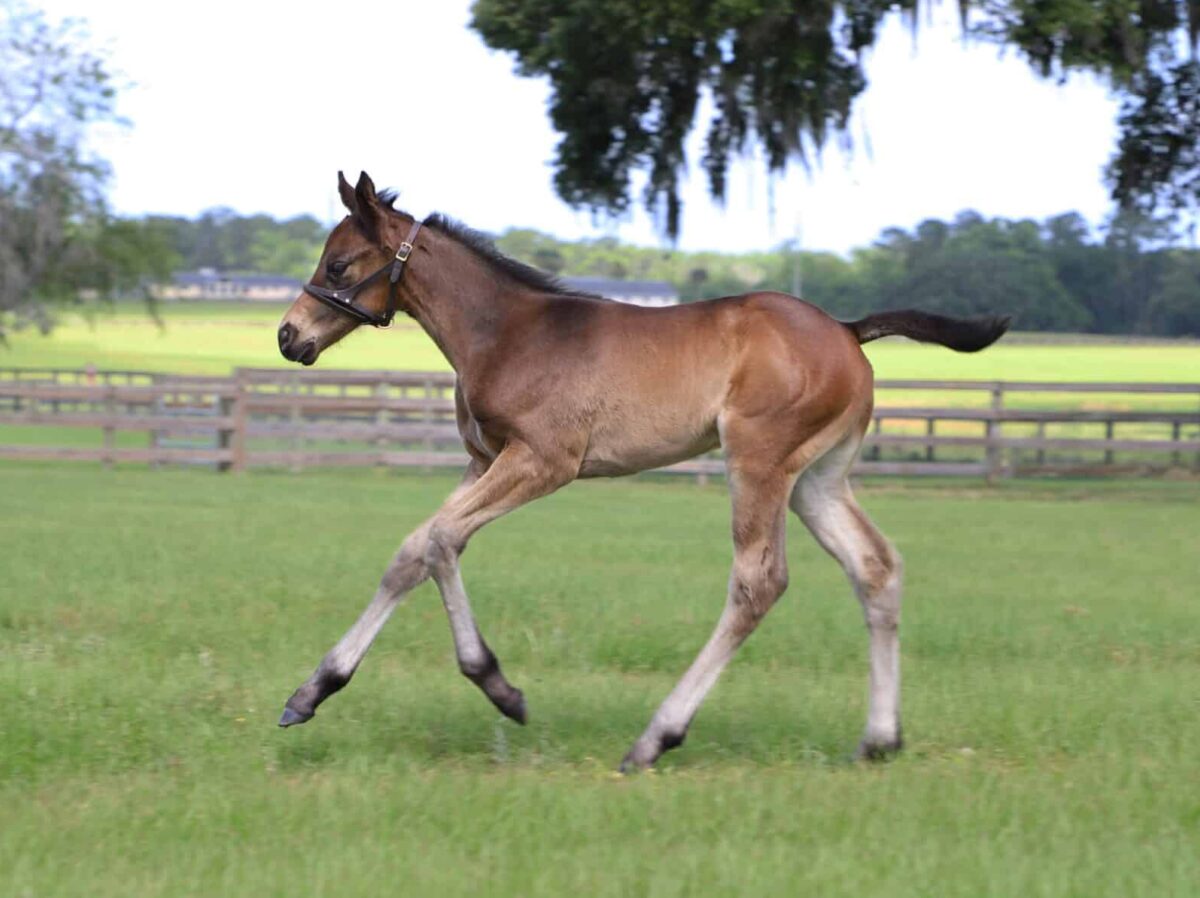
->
[154,269,301,302]
[154,270,679,307]
[562,276,678,307]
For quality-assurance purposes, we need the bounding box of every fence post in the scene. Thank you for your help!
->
[289,372,303,473]
[230,370,248,473]
[102,385,116,469]
[217,389,234,472]
[1104,419,1114,465]
[423,376,435,474]
[375,380,388,467]
[150,387,166,470]
[1195,389,1200,472]
[985,383,1004,484]
[925,417,935,462]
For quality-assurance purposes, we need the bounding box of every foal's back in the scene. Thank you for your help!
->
[509,290,875,477]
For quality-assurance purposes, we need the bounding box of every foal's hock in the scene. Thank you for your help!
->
[275,171,1010,770]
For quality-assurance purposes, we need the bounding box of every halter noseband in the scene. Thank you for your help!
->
[301,219,423,328]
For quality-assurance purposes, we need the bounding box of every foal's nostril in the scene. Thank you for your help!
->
[278,323,295,352]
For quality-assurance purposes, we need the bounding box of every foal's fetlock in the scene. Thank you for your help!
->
[461,651,527,725]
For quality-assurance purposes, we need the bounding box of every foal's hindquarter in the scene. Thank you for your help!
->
[281,289,901,768]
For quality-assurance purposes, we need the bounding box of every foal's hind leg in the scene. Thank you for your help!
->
[791,441,904,758]
[621,467,793,771]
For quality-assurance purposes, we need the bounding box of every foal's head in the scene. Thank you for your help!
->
[278,171,410,365]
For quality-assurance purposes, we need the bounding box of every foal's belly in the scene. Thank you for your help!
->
[577,417,721,478]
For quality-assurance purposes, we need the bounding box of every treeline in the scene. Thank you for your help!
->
[142,207,1200,337]
[139,209,329,280]
[496,210,1200,337]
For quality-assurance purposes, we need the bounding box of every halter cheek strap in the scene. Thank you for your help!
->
[302,219,423,328]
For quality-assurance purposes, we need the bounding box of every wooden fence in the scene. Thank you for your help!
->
[1,367,1198,480]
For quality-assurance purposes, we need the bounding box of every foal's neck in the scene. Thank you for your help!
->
[396,224,524,374]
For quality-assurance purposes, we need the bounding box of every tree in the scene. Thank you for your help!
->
[471,0,1200,239]
[836,212,1093,329]
[1143,252,1200,335]
[1042,212,1118,330]
[1108,51,1200,223]
[480,205,1200,334]
[0,1,167,335]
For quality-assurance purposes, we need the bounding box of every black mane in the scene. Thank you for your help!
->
[425,213,594,298]
[378,192,592,299]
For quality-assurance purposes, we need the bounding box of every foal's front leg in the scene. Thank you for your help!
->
[280,444,567,727]
[421,441,571,720]
[278,463,486,726]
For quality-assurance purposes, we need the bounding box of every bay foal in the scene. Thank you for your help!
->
[277,172,1009,769]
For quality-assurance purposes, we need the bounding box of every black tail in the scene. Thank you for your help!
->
[845,309,1011,353]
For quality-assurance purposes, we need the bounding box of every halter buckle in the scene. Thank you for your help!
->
[395,241,414,263]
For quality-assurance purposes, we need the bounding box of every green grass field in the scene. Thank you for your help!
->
[3,301,1199,383]
[2,464,1198,896]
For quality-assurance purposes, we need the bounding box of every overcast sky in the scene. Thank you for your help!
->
[38,0,1121,255]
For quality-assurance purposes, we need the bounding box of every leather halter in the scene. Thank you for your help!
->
[301,220,423,328]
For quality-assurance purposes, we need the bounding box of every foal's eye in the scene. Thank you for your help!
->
[327,260,350,278]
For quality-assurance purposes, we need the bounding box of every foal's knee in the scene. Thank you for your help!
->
[423,524,465,577]
[379,533,431,595]
[859,546,902,630]
[456,642,498,681]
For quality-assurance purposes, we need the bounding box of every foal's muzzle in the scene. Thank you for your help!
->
[278,323,318,366]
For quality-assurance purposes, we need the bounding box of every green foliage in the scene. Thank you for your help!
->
[472,0,1200,237]
[472,0,906,238]
[871,215,1092,330]
[1143,250,1200,334]
[0,2,189,336]
[141,210,326,279]
[0,0,327,337]
[1107,52,1200,218]
[493,208,1200,336]
[0,0,125,333]
[79,217,181,302]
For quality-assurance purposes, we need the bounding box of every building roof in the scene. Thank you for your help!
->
[562,276,677,299]
[167,271,677,299]
[173,270,301,289]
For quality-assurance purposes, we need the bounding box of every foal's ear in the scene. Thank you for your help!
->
[351,171,383,244]
[337,171,356,213]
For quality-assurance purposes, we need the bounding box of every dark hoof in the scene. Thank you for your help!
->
[618,749,658,774]
[495,688,528,726]
[856,736,903,761]
[278,706,314,728]
[618,729,685,773]
[618,743,657,774]
[618,755,644,775]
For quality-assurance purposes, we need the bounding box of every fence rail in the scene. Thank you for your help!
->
[2,367,1198,479]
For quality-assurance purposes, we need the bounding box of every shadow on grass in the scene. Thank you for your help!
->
[266,677,864,775]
